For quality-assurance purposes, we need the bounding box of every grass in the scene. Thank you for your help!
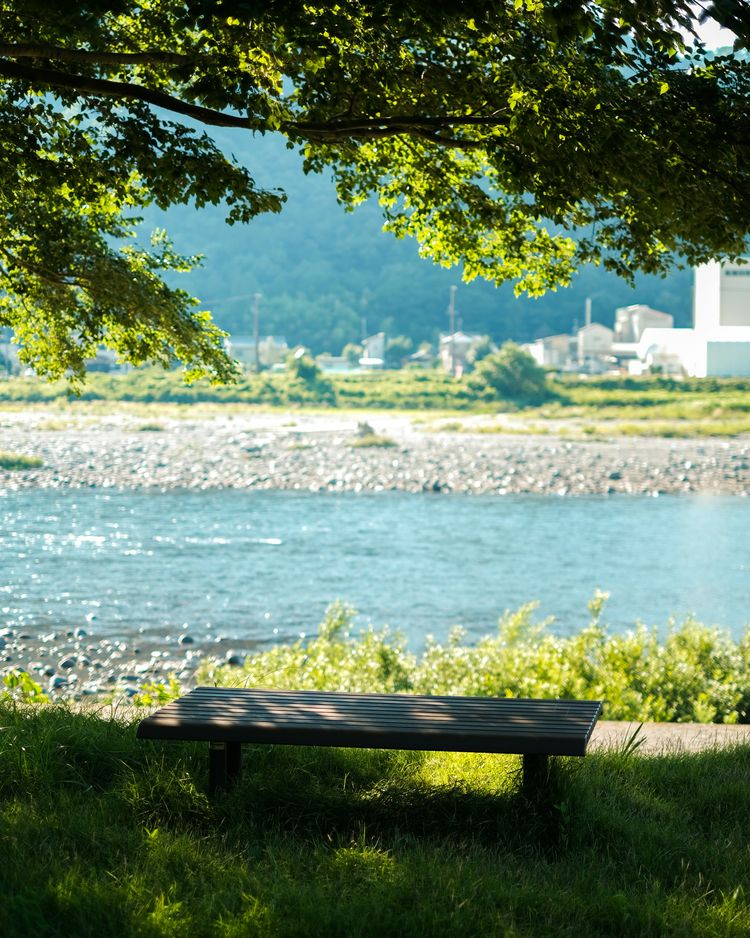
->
[1,370,750,437]
[1,700,750,937]
[349,432,397,448]
[0,451,43,470]
[5,599,750,934]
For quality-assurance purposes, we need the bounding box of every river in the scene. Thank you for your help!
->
[2,490,748,651]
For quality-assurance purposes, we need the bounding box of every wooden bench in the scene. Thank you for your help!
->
[136,686,602,796]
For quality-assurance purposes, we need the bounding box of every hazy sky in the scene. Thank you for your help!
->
[690,6,736,48]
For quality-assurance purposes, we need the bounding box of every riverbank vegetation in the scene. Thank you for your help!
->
[2,369,750,439]
[195,599,750,726]
[4,600,750,933]
[0,451,43,470]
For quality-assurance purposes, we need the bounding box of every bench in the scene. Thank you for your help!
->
[136,687,601,795]
[136,686,602,796]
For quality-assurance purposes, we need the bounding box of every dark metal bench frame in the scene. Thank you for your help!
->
[137,686,602,796]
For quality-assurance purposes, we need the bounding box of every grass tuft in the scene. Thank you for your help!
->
[0,451,43,470]
[349,433,396,448]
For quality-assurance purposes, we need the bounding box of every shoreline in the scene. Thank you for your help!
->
[2,408,749,496]
[3,408,749,700]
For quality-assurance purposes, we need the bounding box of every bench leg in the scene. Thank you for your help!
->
[209,741,242,796]
[522,753,549,793]
[227,741,243,787]
[209,741,228,796]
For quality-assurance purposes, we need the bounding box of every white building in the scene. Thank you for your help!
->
[359,332,385,369]
[524,334,575,369]
[438,331,484,376]
[0,337,21,375]
[224,334,288,370]
[637,261,750,376]
[577,322,613,362]
[614,304,674,342]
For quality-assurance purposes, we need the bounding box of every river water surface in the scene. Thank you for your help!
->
[2,490,749,649]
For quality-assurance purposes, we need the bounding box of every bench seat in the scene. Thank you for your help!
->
[137,686,602,795]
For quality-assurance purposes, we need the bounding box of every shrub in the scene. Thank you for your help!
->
[471,341,551,404]
[198,596,750,724]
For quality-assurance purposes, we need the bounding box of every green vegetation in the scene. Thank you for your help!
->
[4,642,750,933]
[470,341,552,404]
[3,3,750,382]
[200,599,750,725]
[349,433,397,448]
[3,369,750,438]
[0,451,43,470]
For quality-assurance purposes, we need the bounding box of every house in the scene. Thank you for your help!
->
[577,322,614,363]
[224,334,288,370]
[0,334,21,375]
[359,332,385,369]
[524,334,575,369]
[438,331,484,376]
[614,304,674,342]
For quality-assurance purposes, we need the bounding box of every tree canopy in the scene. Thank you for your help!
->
[1,0,750,382]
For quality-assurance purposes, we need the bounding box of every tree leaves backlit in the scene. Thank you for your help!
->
[1,1,749,382]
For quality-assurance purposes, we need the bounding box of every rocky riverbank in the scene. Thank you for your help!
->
[3,408,749,699]
[2,408,749,496]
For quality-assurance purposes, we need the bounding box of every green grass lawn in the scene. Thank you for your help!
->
[1,701,749,937]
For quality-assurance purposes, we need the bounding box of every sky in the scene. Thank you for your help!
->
[690,6,737,48]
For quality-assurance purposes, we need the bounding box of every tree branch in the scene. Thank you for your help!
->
[0,59,253,128]
[0,58,505,148]
[0,43,191,67]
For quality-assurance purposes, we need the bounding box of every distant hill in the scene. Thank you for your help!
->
[142,131,693,354]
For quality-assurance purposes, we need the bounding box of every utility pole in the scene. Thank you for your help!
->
[252,292,261,372]
[448,284,457,376]
[585,296,592,327]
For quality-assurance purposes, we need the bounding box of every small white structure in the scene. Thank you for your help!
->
[225,334,288,370]
[614,304,674,342]
[359,332,385,369]
[316,353,357,373]
[577,322,613,362]
[439,331,485,376]
[524,334,574,369]
[0,337,21,375]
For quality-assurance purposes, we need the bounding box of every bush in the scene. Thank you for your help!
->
[0,451,44,470]
[471,341,551,403]
[197,596,750,724]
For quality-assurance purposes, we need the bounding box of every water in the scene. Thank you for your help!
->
[2,490,749,648]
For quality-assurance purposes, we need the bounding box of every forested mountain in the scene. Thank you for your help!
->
[144,131,693,354]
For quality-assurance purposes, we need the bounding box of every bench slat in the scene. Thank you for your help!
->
[137,687,601,757]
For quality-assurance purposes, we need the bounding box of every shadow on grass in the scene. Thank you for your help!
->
[210,744,573,852]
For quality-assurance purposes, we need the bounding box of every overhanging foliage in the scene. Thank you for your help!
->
[1,1,749,381]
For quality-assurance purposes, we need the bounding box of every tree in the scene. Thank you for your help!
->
[384,334,413,368]
[342,342,363,366]
[2,1,750,383]
[466,335,496,369]
[471,341,550,403]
